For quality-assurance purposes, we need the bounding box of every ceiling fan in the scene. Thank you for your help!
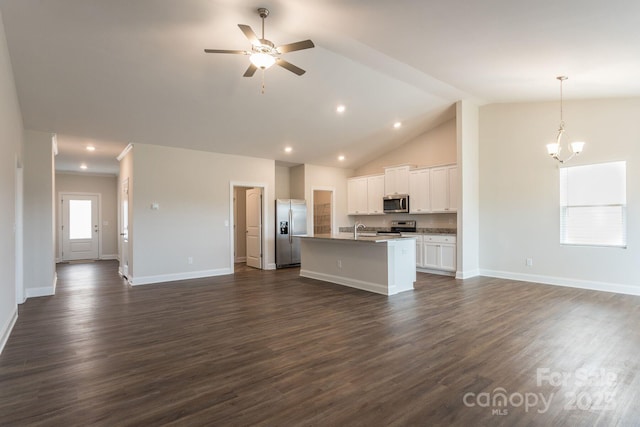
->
[204,8,315,78]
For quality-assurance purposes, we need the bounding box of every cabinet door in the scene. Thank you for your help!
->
[430,167,448,212]
[440,244,457,271]
[423,242,439,269]
[347,178,368,215]
[447,166,458,212]
[384,166,410,195]
[415,236,424,267]
[367,175,385,214]
[409,169,430,213]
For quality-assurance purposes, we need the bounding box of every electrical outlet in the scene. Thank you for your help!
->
[188,256,193,265]
[337,260,342,268]
[526,258,533,267]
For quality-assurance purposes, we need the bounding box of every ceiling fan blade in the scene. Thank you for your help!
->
[238,24,260,46]
[276,58,306,76]
[204,49,248,54]
[277,40,315,54]
[243,64,258,78]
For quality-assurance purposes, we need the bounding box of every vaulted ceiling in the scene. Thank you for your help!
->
[2,0,639,174]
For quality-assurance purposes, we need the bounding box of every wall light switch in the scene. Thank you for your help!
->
[224,220,229,227]
[151,202,160,210]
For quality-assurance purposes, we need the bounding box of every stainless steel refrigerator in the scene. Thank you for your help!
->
[276,199,307,268]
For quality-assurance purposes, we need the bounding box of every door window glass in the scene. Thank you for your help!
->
[69,199,92,239]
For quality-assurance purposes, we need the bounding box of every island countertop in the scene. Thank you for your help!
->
[298,233,416,243]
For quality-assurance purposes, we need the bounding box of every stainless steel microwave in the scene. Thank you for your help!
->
[383,194,409,213]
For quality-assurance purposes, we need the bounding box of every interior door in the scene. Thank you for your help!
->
[120,179,130,278]
[245,188,262,269]
[61,194,99,261]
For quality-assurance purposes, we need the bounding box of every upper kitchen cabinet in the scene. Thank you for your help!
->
[384,165,411,195]
[367,174,385,215]
[430,165,457,212]
[347,177,368,215]
[409,168,430,213]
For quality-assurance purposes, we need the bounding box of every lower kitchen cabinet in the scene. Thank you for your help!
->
[422,235,456,272]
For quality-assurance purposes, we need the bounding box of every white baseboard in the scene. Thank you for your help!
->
[129,268,233,286]
[0,307,18,354]
[100,254,118,260]
[456,269,480,279]
[25,274,57,299]
[479,269,640,297]
[300,269,391,295]
[234,256,247,263]
[265,262,277,270]
[416,267,455,277]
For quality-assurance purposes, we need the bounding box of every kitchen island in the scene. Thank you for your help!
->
[298,234,416,295]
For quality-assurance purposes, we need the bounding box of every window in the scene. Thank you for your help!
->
[559,161,626,247]
[69,199,92,239]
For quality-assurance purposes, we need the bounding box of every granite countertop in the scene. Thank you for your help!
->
[298,233,416,243]
[338,227,456,235]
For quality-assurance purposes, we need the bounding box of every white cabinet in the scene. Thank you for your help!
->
[414,235,424,267]
[430,165,457,212]
[384,166,410,195]
[409,169,430,214]
[347,177,368,215]
[422,235,456,272]
[367,175,385,215]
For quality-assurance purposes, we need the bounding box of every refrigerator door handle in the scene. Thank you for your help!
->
[289,209,293,244]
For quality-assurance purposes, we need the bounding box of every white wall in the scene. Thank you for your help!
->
[355,118,457,176]
[55,173,118,260]
[23,130,56,298]
[456,100,480,279]
[304,164,353,232]
[0,8,24,353]
[129,144,275,283]
[479,97,640,295]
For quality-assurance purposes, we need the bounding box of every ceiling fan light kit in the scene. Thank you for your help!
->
[204,7,315,91]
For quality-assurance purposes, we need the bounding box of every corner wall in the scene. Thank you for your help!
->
[23,130,56,298]
[0,8,24,353]
[479,98,640,294]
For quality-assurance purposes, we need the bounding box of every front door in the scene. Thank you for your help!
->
[245,188,262,269]
[61,194,99,261]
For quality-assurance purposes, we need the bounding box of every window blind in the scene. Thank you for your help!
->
[559,161,626,247]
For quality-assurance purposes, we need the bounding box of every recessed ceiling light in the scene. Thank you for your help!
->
[338,155,345,161]
[86,146,96,151]
[80,164,88,170]
[336,105,346,113]
[284,146,292,153]
[393,122,402,129]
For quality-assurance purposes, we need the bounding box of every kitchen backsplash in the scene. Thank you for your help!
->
[349,213,456,229]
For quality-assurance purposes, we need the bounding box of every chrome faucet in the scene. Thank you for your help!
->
[354,222,366,239]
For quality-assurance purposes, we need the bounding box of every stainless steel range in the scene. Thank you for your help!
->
[376,220,416,236]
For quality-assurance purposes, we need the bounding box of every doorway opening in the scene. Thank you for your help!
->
[312,188,334,235]
[59,192,101,261]
[232,185,265,271]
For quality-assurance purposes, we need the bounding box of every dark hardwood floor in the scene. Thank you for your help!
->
[1,261,639,426]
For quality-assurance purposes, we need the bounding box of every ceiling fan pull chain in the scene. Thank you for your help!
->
[261,69,266,94]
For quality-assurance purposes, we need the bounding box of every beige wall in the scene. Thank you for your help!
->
[0,8,24,348]
[55,173,118,259]
[129,144,276,282]
[275,165,290,199]
[290,165,305,200]
[355,118,456,176]
[304,164,353,232]
[479,97,640,293]
[23,130,56,296]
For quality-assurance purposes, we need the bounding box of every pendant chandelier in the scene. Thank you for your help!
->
[546,76,585,164]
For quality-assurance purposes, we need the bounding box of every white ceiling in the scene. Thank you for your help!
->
[2,0,639,175]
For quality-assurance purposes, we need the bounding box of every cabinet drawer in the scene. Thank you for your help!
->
[423,235,456,244]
